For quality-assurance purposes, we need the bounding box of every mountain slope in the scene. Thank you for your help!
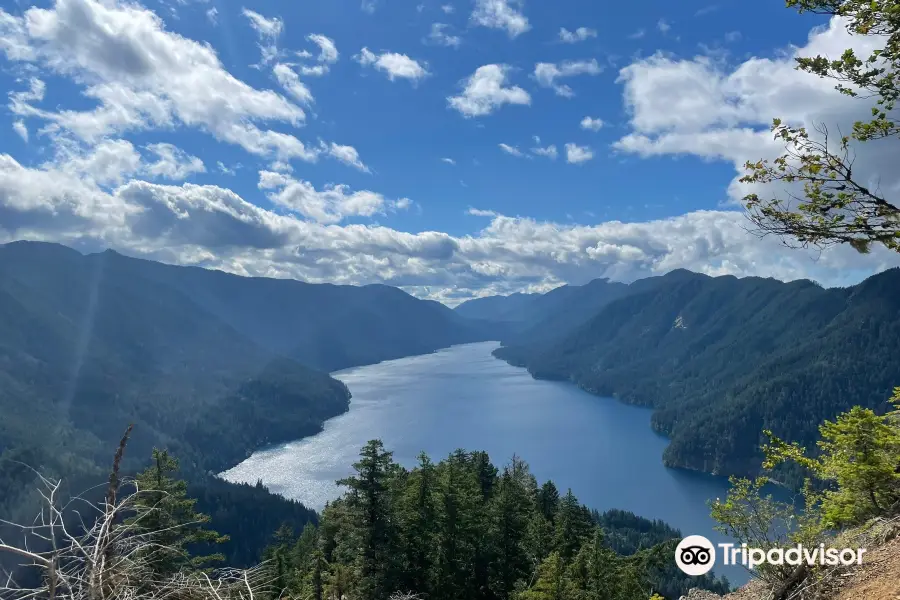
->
[494,269,900,478]
[0,241,494,518]
[454,278,632,344]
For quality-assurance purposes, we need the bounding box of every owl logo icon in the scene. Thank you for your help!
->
[675,535,716,576]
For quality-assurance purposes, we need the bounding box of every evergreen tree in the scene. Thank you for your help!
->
[434,450,483,600]
[127,449,228,578]
[489,460,535,599]
[553,490,593,562]
[336,439,399,600]
[397,452,439,596]
[537,481,560,522]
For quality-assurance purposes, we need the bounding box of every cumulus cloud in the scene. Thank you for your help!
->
[258,171,408,223]
[13,121,28,142]
[243,8,284,65]
[0,0,326,163]
[498,143,525,157]
[565,143,594,164]
[533,59,603,97]
[0,0,369,173]
[273,63,314,104]
[448,64,531,117]
[2,155,896,304]
[355,47,430,82]
[319,141,371,173]
[530,138,558,159]
[559,27,596,43]
[143,143,205,180]
[613,16,895,208]
[581,116,604,131]
[426,23,461,48]
[441,157,456,165]
[471,0,530,38]
[308,34,338,64]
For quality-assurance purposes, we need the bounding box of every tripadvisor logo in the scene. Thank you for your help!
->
[675,535,867,576]
[675,535,716,576]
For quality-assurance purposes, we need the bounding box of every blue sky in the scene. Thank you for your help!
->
[0,0,897,303]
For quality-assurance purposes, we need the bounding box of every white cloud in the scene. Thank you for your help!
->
[243,8,283,38]
[361,0,377,13]
[467,208,498,217]
[533,59,603,97]
[355,47,430,82]
[498,143,524,157]
[559,27,597,43]
[581,116,604,131]
[243,8,283,66]
[143,143,205,180]
[13,121,28,142]
[441,157,456,165]
[3,154,894,303]
[0,0,339,165]
[1,124,897,305]
[441,4,455,13]
[657,18,671,33]
[273,63,314,105]
[308,34,338,63]
[258,171,406,223]
[629,29,646,40]
[531,143,558,159]
[426,23,461,48]
[565,143,594,164]
[206,7,217,24]
[613,16,894,209]
[217,161,236,175]
[448,64,531,117]
[471,0,530,38]
[319,141,371,173]
[53,138,142,185]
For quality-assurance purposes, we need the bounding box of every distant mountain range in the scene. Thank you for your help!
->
[4,239,898,513]
[460,268,900,480]
[0,241,496,519]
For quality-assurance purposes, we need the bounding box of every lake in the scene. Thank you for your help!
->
[221,341,749,585]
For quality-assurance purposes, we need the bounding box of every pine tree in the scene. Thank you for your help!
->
[490,460,534,599]
[336,439,399,600]
[127,449,228,579]
[397,452,438,596]
[434,449,483,600]
[553,490,593,563]
[537,481,560,522]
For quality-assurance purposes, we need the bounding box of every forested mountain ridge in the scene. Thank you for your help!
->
[492,268,900,480]
[0,241,495,525]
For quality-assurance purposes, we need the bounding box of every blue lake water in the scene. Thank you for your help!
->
[221,341,751,585]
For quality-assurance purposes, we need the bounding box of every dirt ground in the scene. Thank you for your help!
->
[832,535,900,600]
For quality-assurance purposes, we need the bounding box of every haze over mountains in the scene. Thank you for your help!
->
[2,239,898,518]
[461,269,900,480]
[0,241,495,519]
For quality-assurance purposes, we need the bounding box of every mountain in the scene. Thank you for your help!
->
[0,241,494,519]
[454,278,631,343]
[493,269,900,480]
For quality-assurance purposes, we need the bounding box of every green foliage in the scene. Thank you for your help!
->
[496,268,900,482]
[763,388,900,527]
[712,389,900,588]
[740,0,900,252]
[126,449,229,578]
[0,240,501,522]
[265,443,730,600]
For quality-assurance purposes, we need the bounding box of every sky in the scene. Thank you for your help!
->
[1,0,898,305]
